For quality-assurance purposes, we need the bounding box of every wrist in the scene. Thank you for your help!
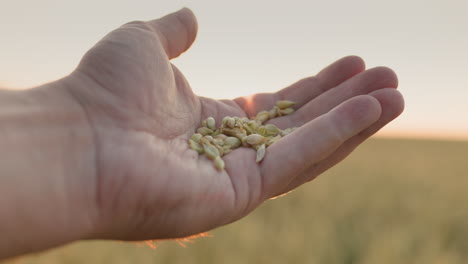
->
[0,78,97,258]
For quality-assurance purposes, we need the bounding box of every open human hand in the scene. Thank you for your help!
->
[64,8,404,241]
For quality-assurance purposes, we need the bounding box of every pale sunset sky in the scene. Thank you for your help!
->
[1,0,467,140]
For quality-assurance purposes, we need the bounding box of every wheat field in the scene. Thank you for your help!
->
[4,138,468,264]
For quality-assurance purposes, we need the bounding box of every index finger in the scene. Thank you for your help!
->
[233,56,365,117]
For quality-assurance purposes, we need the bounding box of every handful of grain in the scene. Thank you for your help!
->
[189,100,298,171]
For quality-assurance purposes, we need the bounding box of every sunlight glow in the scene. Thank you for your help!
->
[241,94,256,116]
[137,233,212,250]
[376,128,468,141]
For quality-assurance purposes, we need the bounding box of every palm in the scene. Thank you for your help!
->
[68,9,404,240]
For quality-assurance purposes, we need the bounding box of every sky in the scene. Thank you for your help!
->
[0,0,467,140]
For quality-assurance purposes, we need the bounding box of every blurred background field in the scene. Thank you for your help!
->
[5,137,468,264]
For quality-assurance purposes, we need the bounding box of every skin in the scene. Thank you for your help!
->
[0,8,404,259]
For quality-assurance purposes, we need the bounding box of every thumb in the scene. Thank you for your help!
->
[147,8,198,59]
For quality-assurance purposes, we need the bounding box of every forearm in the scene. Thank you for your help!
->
[0,80,97,259]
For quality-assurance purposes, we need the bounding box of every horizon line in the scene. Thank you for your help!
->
[376,130,468,142]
